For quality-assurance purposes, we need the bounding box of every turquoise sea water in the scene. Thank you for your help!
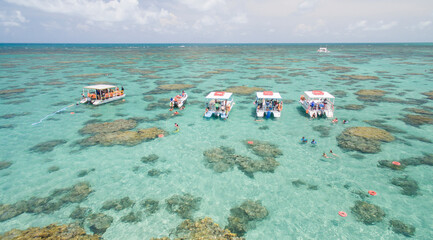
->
[0,43,432,239]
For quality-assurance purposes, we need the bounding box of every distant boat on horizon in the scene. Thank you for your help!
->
[317,47,330,53]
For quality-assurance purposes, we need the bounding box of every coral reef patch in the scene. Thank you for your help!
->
[225,86,265,95]
[391,176,419,196]
[351,201,385,225]
[226,200,268,237]
[0,223,100,239]
[86,213,113,235]
[101,197,134,211]
[389,219,416,237]
[29,139,67,153]
[165,193,201,219]
[0,182,92,222]
[337,127,394,153]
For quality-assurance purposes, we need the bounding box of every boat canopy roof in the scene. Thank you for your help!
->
[84,84,117,90]
[256,91,282,99]
[304,90,334,99]
[205,91,233,100]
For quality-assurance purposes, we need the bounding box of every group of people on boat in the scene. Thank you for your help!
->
[205,99,231,114]
[301,96,331,118]
[170,91,187,111]
[256,99,283,112]
[84,86,124,100]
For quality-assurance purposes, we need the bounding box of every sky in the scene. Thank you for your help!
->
[0,0,432,43]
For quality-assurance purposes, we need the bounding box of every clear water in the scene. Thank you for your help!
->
[0,43,432,239]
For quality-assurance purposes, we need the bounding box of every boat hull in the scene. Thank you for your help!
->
[88,94,125,105]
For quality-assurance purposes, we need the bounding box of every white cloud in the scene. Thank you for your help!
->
[412,20,432,30]
[347,20,397,31]
[193,15,216,30]
[179,0,225,11]
[230,13,248,24]
[5,0,177,27]
[295,19,325,35]
[0,10,27,27]
[298,0,318,12]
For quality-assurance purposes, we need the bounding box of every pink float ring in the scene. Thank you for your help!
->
[158,134,164,138]
[368,190,377,196]
[392,161,401,166]
[338,211,347,217]
[247,141,254,145]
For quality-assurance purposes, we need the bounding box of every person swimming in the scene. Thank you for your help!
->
[332,118,338,123]
[322,152,330,158]
[343,120,348,124]
[311,139,317,144]
[301,137,308,143]
[174,123,179,132]
[330,150,339,157]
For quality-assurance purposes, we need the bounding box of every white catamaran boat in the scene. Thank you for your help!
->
[255,91,283,118]
[80,84,125,105]
[170,91,188,109]
[299,90,335,118]
[317,47,330,53]
[204,91,234,119]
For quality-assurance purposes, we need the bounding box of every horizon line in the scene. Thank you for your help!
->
[1,41,433,45]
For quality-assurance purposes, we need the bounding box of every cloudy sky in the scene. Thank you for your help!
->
[0,0,432,43]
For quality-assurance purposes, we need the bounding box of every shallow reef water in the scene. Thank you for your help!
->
[0,43,432,239]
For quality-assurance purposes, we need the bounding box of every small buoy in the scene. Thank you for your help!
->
[392,161,401,166]
[70,112,75,114]
[247,141,254,145]
[368,190,377,196]
[338,211,347,217]
[158,134,164,138]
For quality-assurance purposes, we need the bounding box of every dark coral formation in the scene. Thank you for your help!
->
[389,219,416,237]
[337,127,394,153]
[203,141,282,177]
[29,139,67,153]
[101,197,134,211]
[354,89,386,102]
[391,176,419,196]
[172,217,243,240]
[77,168,96,177]
[0,223,100,239]
[157,84,195,91]
[399,114,433,127]
[312,125,332,137]
[0,182,92,222]
[378,153,433,171]
[244,140,283,158]
[86,213,113,235]
[203,146,236,172]
[341,104,365,110]
[422,90,433,100]
[141,154,159,163]
[79,119,137,134]
[226,200,268,237]
[0,161,12,170]
[364,120,406,134]
[70,206,92,226]
[0,112,31,119]
[165,193,201,219]
[141,199,159,215]
[225,86,264,95]
[78,127,165,147]
[48,166,60,173]
[120,211,142,223]
[351,201,385,225]
[403,108,433,116]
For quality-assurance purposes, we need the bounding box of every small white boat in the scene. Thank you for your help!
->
[299,90,335,118]
[170,91,188,109]
[317,47,330,53]
[204,91,234,119]
[255,91,283,118]
[80,84,125,105]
